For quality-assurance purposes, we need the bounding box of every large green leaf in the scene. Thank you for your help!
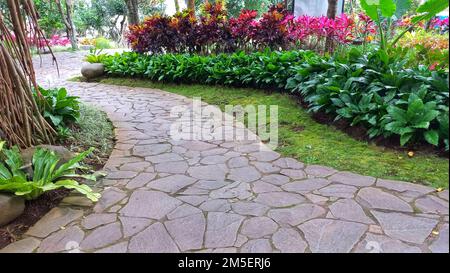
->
[380,0,397,17]
[424,130,439,146]
[412,0,449,23]
[360,0,380,20]
[395,0,412,18]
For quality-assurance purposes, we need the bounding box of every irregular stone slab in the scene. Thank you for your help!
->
[240,239,272,253]
[232,202,270,216]
[252,181,282,193]
[252,162,280,173]
[280,169,307,180]
[376,179,434,195]
[354,233,422,253]
[272,228,307,253]
[304,165,337,177]
[38,226,85,253]
[26,207,83,238]
[165,213,206,251]
[0,237,41,253]
[106,171,137,179]
[205,212,245,248]
[120,161,151,172]
[305,193,329,204]
[188,165,227,180]
[273,158,304,169]
[357,188,413,212]
[254,192,307,207]
[0,194,25,226]
[177,195,208,206]
[182,141,216,151]
[318,184,358,198]
[329,172,375,187]
[228,166,261,183]
[200,155,228,165]
[371,210,438,244]
[268,204,326,226]
[120,190,182,219]
[249,151,280,162]
[119,217,153,237]
[415,195,449,215]
[155,161,189,174]
[261,174,290,185]
[167,204,202,220]
[81,213,117,229]
[438,190,449,201]
[145,153,184,163]
[210,181,252,200]
[129,222,179,253]
[430,224,449,253]
[298,219,367,253]
[241,217,278,239]
[80,222,122,250]
[95,242,129,253]
[147,175,197,193]
[329,199,374,224]
[93,188,127,213]
[228,157,249,168]
[126,172,157,190]
[281,178,331,193]
[193,180,228,190]
[132,144,171,156]
[213,247,237,253]
[200,199,231,212]
[60,196,93,207]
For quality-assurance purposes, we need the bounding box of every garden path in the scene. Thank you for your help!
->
[1,51,448,253]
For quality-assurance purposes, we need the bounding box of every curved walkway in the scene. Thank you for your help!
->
[1,51,448,253]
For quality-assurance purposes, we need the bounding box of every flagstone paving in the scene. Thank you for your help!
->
[1,51,448,253]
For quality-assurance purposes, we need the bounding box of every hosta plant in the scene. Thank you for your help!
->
[0,142,100,201]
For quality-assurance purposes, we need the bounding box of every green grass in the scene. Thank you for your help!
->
[77,77,448,188]
[62,104,115,168]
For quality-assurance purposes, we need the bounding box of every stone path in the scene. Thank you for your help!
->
[1,51,448,253]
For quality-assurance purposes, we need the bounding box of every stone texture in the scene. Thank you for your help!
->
[95,242,129,253]
[0,237,41,253]
[126,172,156,189]
[81,213,117,229]
[120,190,182,219]
[200,199,231,212]
[273,158,304,169]
[0,194,25,226]
[354,233,422,253]
[165,213,206,251]
[298,219,367,253]
[80,222,122,250]
[318,184,358,198]
[38,226,85,253]
[304,165,337,177]
[129,222,179,253]
[93,188,127,213]
[167,204,202,220]
[377,179,434,195]
[240,239,272,253]
[430,224,449,253]
[357,188,413,212]
[81,62,105,79]
[205,212,244,248]
[232,202,270,216]
[147,175,196,193]
[155,161,188,174]
[188,165,227,180]
[415,195,449,215]
[252,181,282,193]
[255,192,307,207]
[261,174,290,185]
[26,207,83,238]
[210,182,252,200]
[272,228,308,253]
[228,166,261,183]
[329,172,376,187]
[371,211,438,244]
[268,204,326,226]
[119,217,153,237]
[281,178,331,193]
[241,217,278,239]
[279,169,307,180]
[329,199,374,224]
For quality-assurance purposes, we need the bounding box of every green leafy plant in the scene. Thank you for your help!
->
[85,48,109,63]
[93,37,113,49]
[0,142,100,201]
[34,86,80,128]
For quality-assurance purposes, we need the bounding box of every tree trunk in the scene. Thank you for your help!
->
[56,0,78,50]
[174,0,180,13]
[325,0,338,52]
[188,0,195,11]
[125,0,139,25]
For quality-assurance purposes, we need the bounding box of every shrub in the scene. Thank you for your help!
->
[101,48,449,149]
[33,87,81,129]
[0,141,100,201]
[93,37,113,49]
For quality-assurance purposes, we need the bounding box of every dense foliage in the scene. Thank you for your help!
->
[100,49,449,150]
[0,142,100,201]
[127,3,375,54]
